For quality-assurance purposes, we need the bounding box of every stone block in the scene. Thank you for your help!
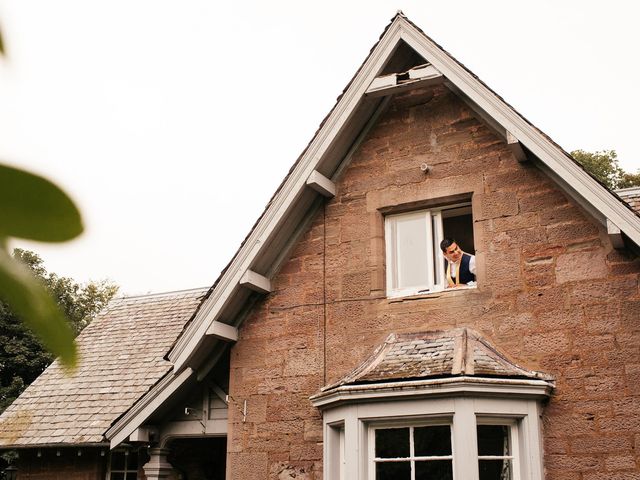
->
[475,192,518,220]
[556,249,608,284]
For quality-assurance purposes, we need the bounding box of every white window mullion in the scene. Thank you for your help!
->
[409,426,416,480]
[432,211,444,289]
[424,213,434,289]
[453,398,479,480]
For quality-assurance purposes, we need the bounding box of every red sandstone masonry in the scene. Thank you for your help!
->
[226,85,640,479]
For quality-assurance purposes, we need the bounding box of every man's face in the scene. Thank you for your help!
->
[443,242,463,263]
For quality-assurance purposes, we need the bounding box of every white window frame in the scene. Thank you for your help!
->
[106,449,138,480]
[368,420,454,480]
[476,418,521,480]
[384,203,473,298]
[317,387,546,480]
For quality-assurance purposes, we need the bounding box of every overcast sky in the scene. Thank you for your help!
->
[0,1,638,295]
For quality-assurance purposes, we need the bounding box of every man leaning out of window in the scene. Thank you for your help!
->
[440,238,476,288]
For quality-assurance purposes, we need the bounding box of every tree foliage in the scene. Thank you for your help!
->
[571,149,640,190]
[0,249,117,413]
[0,163,84,368]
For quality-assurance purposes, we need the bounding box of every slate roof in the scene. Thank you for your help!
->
[0,287,207,448]
[323,328,552,391]
[618,187,640,214]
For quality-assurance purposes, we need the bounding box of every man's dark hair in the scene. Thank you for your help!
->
[440,238,456,252]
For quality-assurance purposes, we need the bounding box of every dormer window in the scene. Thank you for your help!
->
[384,203,475,297]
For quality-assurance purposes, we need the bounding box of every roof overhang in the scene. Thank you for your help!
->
[310,376,554,410]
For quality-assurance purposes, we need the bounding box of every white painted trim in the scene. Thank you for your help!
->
[607,218,625,249]
[206,321,239,342]
[310,376,552,409]
[306,170,336,198]
[320,394,545,480]
[239,270,271,294]
[106,368,194,448]
[507,131,528,163]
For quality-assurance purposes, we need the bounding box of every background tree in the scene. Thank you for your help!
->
[571,149,640,190]
[0,249,117,413]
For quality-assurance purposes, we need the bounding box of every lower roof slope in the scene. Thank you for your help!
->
[618,187,640,213]
[0,287,207,448]
[324,328,553,390]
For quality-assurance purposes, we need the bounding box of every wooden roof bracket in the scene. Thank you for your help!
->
[607,218,625,249]
[206,321,239,342]
[506,131,528,162]
[239,270,271,294]
[306,170,336,197]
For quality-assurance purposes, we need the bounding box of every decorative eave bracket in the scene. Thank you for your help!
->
[206,321,239,342]
[239,270,272,294]
[306,170,336,198]
[507,131,528,162]
[607,218,625,249]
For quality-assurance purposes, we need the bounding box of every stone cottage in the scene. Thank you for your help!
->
[2,12,640,480]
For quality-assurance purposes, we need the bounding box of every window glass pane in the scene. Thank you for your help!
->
[414,425,452,456]
[125,473,138,480]
[477,425,510,456]
[479,459,512,480]
[375,428,410,458]
[395,214,429,289]
[110,473,125,480]
[376,461,411,479]
[415,460,453,480]
[111,452,126,471]
[127,452,138,469]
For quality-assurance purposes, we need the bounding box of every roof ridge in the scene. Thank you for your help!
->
[115,286,209,301]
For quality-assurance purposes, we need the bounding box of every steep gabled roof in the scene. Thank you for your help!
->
[107,13,640,446]
[0,288,206,448]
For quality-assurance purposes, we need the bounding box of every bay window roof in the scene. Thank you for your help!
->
[311,328,554,408]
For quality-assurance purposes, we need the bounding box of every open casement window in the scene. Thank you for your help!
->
[385,203,474,297]
[107,449,139,480]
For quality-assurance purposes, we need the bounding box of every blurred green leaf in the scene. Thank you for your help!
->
[0,28,4,55]
[0,247,77,368]
[0,164,83,241]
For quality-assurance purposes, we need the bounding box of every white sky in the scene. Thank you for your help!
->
[0,1,639,295]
